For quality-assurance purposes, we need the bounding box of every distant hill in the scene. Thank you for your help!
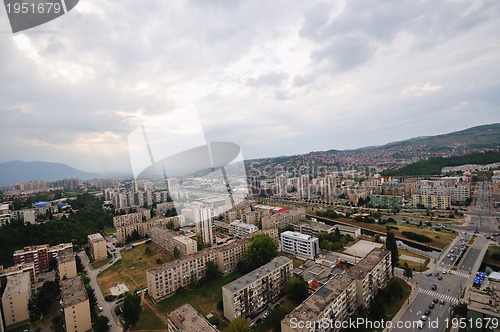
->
[383,123,500,149]
[0,161,96,187]
[381,151,500,176]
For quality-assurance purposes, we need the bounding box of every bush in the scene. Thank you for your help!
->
[402,231,432,243]
[105,294,117,302]
[434,227,441,232]
[208,316,220,326]
[386,225,399,230]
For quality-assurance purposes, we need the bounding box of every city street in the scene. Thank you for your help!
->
[79,238,123,332]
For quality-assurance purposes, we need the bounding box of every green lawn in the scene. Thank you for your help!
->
[97,243,172,295]
[153,272,242,330]
[91,258,110,270]
[103,226,117,234]
[398,249,430,272]
[385,278,412,319]
[483,245,500,268]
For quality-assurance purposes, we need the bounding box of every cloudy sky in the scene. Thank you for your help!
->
[1,0,499,173]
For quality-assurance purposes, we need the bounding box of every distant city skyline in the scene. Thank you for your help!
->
[1,1,499,173]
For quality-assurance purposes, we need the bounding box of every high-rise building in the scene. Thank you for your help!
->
[1,272,31,330]
[57,249,77,280]
[194,206,214,245]
[13,245,49,274]
[280,231,319,260]
[222,256,293,321]
[60,277,92,332]
[275,175,288,197]
[297,175,310,200]
[87,233,107,262]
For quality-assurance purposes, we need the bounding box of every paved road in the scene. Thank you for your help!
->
[79,238,123,332]
[389,181,495,332]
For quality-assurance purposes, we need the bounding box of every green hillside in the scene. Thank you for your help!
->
[381,151,500,176]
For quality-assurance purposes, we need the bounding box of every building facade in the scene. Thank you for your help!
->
[60,277,92,332]
[150,227,197,257]
[58,249,77,280]
[87,233,107,262]
[346,248,391,307]
[222,256,293,321]
[281,231,319,260]
[228,220,258,238]
[281,273,357,332]
[1,272,31,330]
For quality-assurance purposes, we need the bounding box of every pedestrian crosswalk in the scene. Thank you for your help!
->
[449,270,471,278]
[418,288,459,304]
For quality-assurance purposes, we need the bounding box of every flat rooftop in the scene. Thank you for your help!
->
[347,247,390,279]
[281,231,314,241]
[13,244,49,255]
[61,276,88,308]
[281,273,355,331]
[88,233,105,243]
[168,303,218,332]
[58,249,75,264]
[2,272,30,298]
[223,256,292,293]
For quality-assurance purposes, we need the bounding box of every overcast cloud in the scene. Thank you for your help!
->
[0,0,499,173]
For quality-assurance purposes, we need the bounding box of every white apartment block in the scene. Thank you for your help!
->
[1,272,31,330]
[168,303,218,332]
[281,231,319,260]
[147,250,219,302]
[194,206,214,245]
[87,233,107,262]
[281,273,357,332]
[150,227,197,257]
[222,256,293,321]
[229,220,258,238]
[346,248,392,307]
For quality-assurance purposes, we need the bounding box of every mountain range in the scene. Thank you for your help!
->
[1,123,499,187]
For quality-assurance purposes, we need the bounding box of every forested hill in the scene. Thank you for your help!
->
[381,151,500,176]
[0,193,113,267]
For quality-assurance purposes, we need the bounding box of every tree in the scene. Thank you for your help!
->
[173,247,180,259]
[246,234,278,270]
[122,292,142,327]
[452,302,468,317]
[335,227,341,237]
[285,276,309,305]
[144,247,153,256]
[205,260,218,281]
[226,316,250,332]
[166,220,175,230]
[385,231,399,274]
[403,262,413,279]
[94,315,110,332]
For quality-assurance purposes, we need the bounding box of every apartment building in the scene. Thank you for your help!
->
[411,194,451,209]
[168,303,218,332]
[0,262,36,288]
[292,221,361,239]
[281,231,319,260]
[150,227,197,257]
[261,208,306,230]
[13,244,49,274]
[58,249,77,280]
[222,256,293,321]
[346,248,391,307]
[87,233,107,262]
[229,220,258,238]
[60,277,92,332]
[281,273,357,332]
[194,206,214,245]
[415,179,471,203]
[147,250,218,302]
[114,215,185,243]
[48,243,74,260]
[1,272,31,330]
[370,195,403,209]
[216,238,251,275]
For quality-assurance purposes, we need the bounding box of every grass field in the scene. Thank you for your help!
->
[131,272,243,331]
[385,278,412,318]
[97,243,172,295]
[103,226,117,234]
[398,249,430,272]
[483,245,500,267]
[335,217,457,249]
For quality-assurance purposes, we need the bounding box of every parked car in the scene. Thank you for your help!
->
[432,298,439,303]
[421,316,428,321]
[426,272,433,276]
[438,276,443,280]
[424,309,431,316]
[440,299,445,305]
[431,284,437,290]
[429,303,435,309]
